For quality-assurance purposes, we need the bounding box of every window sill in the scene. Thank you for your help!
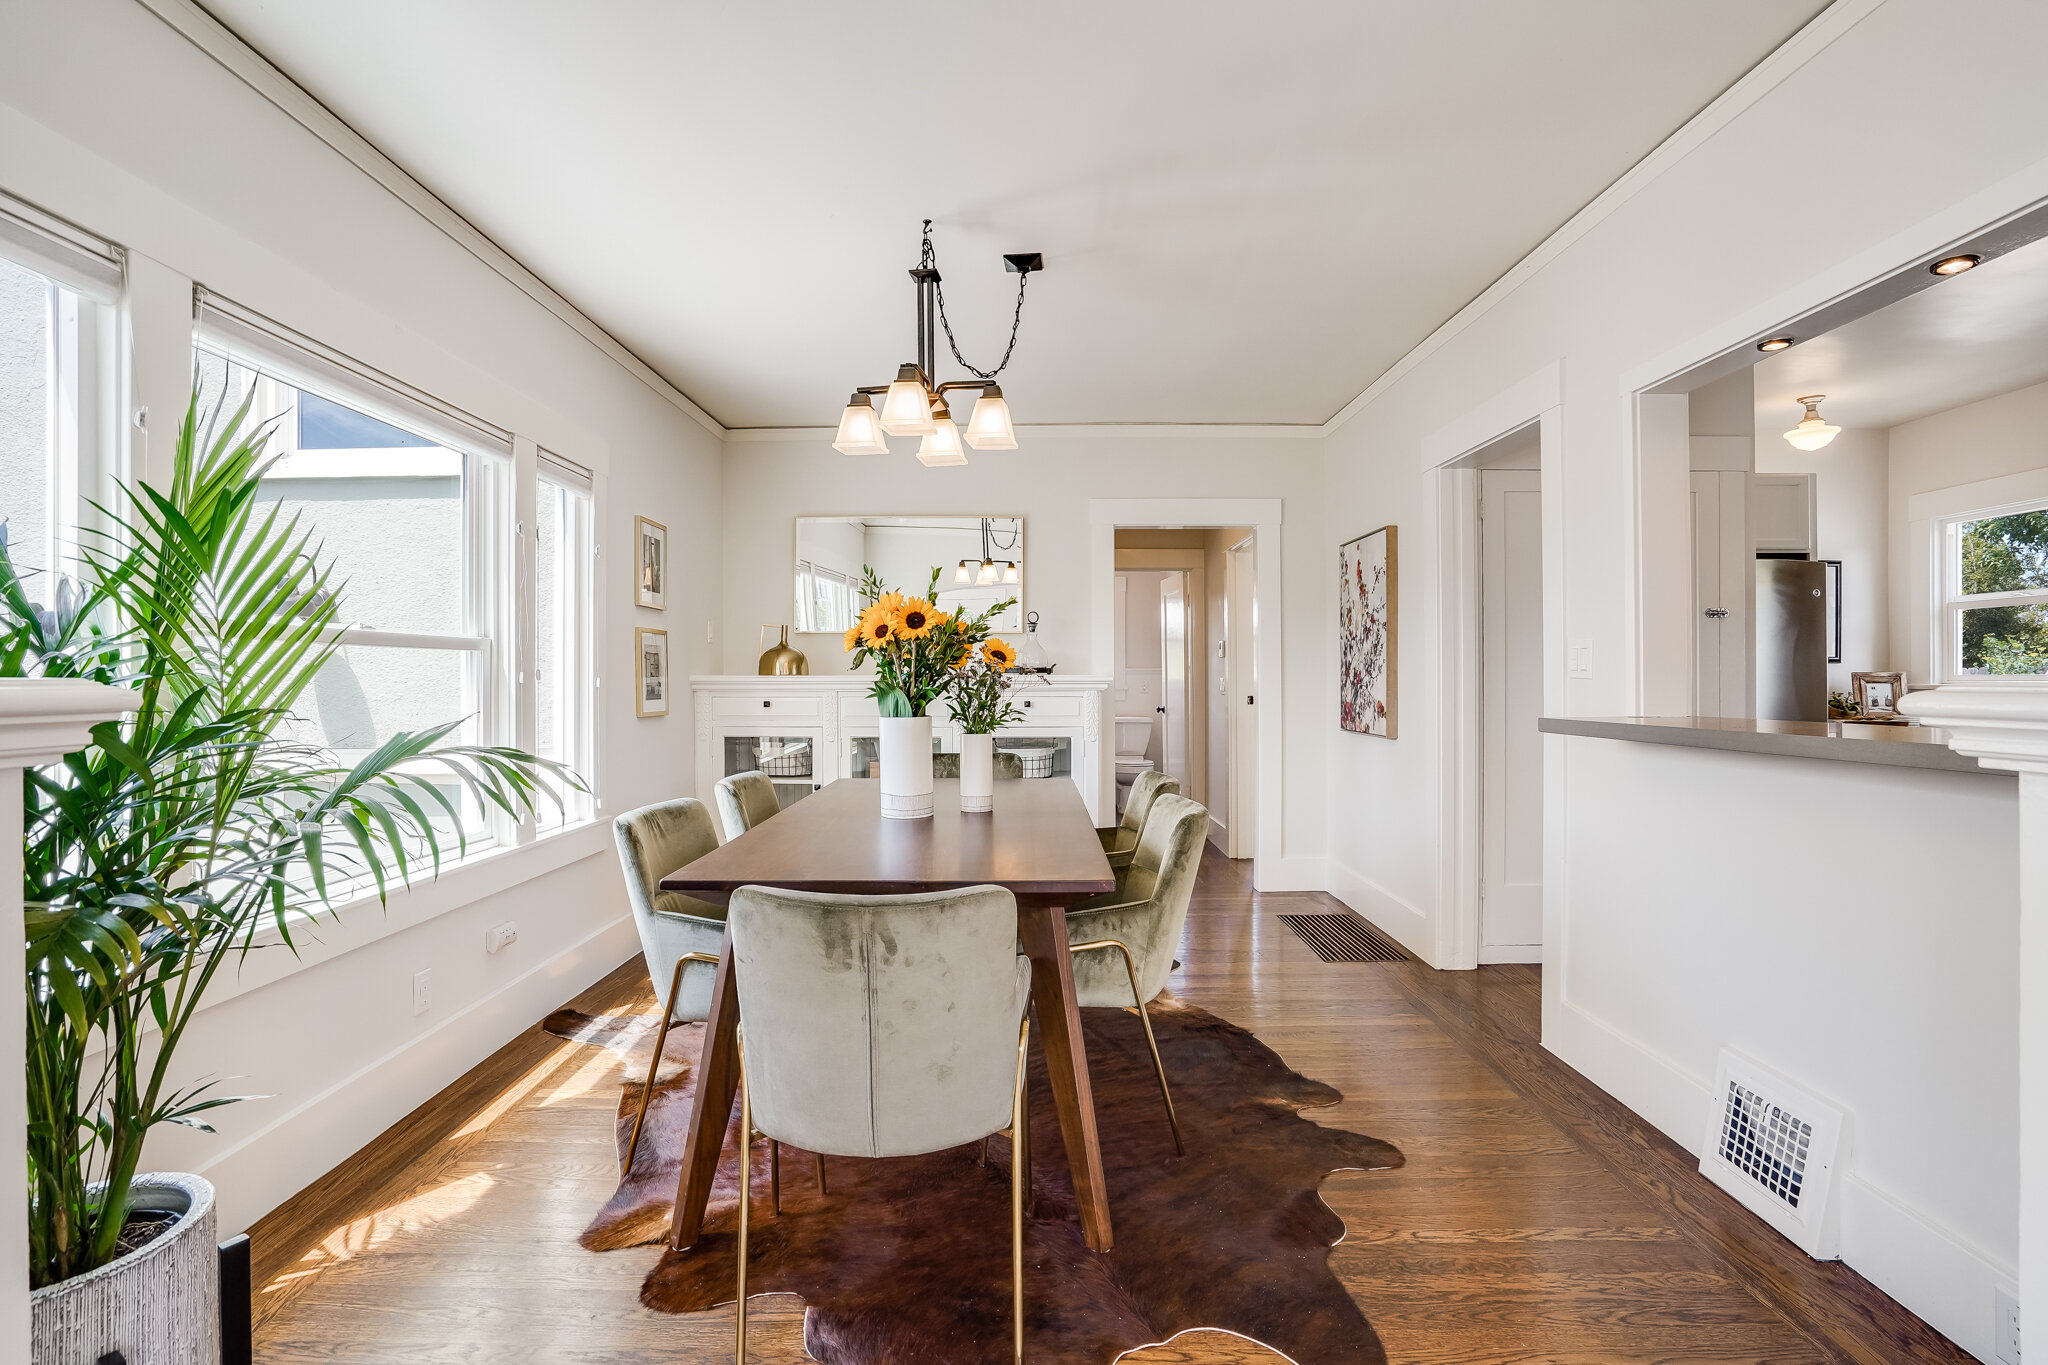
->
[195,818,614,1016]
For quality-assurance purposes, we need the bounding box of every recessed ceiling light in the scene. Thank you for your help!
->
[1930,254,1981,276]
[1757,337,1794,352]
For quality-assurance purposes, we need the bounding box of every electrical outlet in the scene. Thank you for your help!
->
[705,621,714,643]
[1568,637,1595,680]
[1997,1287,2020,1365]
[411,968,432,1017]
[486,921,519,954]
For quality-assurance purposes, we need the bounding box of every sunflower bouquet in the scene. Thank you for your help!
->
[843,566,1018,718]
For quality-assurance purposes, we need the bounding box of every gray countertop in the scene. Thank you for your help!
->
[1536,715,2001,775]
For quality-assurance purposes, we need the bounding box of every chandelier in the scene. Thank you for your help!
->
[956,516,1020,585]
[833,221,1043,464]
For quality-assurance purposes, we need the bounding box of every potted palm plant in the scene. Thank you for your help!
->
[841,567,1013,820]
[4,387,569,1364]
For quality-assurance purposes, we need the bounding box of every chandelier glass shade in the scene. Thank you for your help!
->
[835,222,1041,464]
[955,517,1020,583]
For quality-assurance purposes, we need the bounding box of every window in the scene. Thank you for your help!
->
[794,559,857,632]
[1941,499,2048,679]
[0,210,117,608]
[534,454,596,830]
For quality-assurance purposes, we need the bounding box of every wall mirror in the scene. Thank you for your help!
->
[794,516,1024,632]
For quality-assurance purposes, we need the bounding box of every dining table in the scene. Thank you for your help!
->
[658,774,1122,1252]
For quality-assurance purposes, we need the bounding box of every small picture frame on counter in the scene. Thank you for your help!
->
[1851,670,1905,719]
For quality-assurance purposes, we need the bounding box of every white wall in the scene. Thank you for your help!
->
[1889,378,2048,684]
[1317,0,2048,1353]
[1,0,722,1237]
[721,435,1327,879]
[1757,426,1891,694]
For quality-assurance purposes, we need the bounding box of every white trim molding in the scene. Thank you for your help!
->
[1900,683,2048,1357]
[0,680,142,1363]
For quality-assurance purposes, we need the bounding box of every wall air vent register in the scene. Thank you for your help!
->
[1698,1050,1848,1260]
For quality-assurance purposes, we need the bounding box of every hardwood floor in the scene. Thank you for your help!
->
[249,847,1970,1364]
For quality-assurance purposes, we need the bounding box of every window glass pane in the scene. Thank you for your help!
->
[1961,604,2048,675]
[278,644,481,752]
[196,350,467,637]
[534,475,591,830]
[1961,509,2048,595]
[0,254,51,597]
[535,481,561,761]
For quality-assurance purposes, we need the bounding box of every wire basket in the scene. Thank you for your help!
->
[995,737,1056,778]
[757,740,812,778]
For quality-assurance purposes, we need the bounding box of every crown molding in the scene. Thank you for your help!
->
[134,0,729,438]
[1316,0,1887,436]
[723,421,1325,444]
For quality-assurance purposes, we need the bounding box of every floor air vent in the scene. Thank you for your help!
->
[1699,1051,1847,1260]
[1277,913,1414,963]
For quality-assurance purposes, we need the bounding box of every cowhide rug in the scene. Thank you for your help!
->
[544,994,1402,1364]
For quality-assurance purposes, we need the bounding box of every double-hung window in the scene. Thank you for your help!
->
[195,292,584,853]
[794,559,857,633]
[1941,499,2048,679]
[0,196,121,607]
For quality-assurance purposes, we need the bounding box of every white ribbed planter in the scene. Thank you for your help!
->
[959,732,995,812]
[878,716,934,820]
[30,1173,219,1365]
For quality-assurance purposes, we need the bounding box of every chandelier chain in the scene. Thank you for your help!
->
[922,223,1030,383]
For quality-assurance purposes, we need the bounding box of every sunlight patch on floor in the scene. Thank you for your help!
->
[259,1171,497,1296]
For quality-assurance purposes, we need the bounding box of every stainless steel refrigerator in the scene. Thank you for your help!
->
[1755,558,1828,721]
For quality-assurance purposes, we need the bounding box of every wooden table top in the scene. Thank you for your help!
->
[660,778,1116,905]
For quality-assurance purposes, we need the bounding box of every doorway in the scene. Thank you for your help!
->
[1111,565,1195,816]
[1224,535,1257,859]
[1479,466,1543,961]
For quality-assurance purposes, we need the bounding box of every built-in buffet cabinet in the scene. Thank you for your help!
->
[690,675,1112,828]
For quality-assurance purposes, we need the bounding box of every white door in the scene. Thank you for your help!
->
[1159,573,1190,792]
[1225,538,1257,860]
[1691,470,1751,717]
[1480,470,1543,959]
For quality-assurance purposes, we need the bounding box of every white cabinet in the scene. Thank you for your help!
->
[690,675,1111,825]
[1752,473,1817,555]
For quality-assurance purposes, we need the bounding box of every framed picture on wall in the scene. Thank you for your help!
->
[1338,525,1397,738]
[1822,560,1843,664]
[635,515,667,610]
[1851,669,1904,719]
[636,627,670,718]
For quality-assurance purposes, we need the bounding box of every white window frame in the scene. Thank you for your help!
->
[1938,494,2048,683]
[529,452,597,836]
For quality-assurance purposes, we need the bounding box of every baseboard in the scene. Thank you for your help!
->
[1551,998,2004,1364]
[1322,859,1434,962]
[1207,813,1227,850]
[1477,944,1543,964]
[191,913,641,1239]
[1252,855,1325,893]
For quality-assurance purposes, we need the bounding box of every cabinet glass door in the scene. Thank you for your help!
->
[724,734,817,809]
[994,735,1071,779]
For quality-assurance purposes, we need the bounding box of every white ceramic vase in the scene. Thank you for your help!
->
[878,715,934,820]
[31,1172,219,1365]
[959,732,995,812]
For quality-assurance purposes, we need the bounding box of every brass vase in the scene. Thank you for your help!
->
[757,625,809,676]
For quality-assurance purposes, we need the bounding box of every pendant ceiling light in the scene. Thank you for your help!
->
[1783,394,1841,451]
[833,221,1043,461]
[956,517,1021,584]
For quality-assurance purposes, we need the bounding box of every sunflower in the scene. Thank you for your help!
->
[891,596,939,639]
[857,602,896,647]
[982,638,1018,670]
[870,591,908,620]
[842,623,864,653]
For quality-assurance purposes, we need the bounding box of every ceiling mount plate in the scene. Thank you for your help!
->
[1004,252,1045,274]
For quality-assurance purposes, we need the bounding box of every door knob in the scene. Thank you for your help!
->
[1704,608,1728,619]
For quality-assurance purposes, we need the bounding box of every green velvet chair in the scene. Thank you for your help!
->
[715,769,781,841]
[1097,769,1181,874]
[611,797,729,1175]
[1065,792,1208,1155]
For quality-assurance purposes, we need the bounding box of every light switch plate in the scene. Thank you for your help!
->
[411,968,432,1017]
[1568,638,1595,680]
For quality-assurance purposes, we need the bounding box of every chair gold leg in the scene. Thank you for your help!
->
[1010,1016,1029,1364]
[1069,939,1184,1156]
[770,1140,781,1214]
[735,1033,752,1365]
[626,952,714,1178]
[814,1151,828,1196]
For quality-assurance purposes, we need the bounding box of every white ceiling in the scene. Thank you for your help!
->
[1753,234,2048,434]
[203,0,1828,429]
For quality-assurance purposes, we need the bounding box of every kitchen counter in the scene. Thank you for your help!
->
[1535,715,2002,775]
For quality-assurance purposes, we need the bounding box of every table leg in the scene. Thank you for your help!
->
[667,927,740,1251]
[1017,904,1114,1252]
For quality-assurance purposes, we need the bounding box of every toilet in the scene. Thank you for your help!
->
[1113,715,1157,815]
